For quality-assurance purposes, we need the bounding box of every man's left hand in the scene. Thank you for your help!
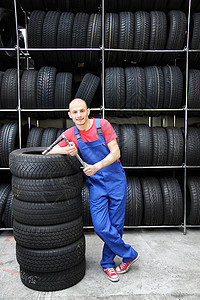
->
[83,164,98,176]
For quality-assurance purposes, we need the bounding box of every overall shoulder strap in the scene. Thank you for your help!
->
[95,118,103,136]
[74,126,82,142]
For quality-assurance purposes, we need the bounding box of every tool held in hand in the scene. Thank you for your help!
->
[42,134,87,168]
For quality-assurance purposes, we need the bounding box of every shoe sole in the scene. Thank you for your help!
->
[117,253,140,274]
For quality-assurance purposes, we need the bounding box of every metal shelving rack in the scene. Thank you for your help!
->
[1,0,200,233]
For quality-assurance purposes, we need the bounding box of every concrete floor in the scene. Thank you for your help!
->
[0,228,200,300]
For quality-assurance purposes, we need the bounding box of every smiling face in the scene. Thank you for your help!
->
[68,98,91,130]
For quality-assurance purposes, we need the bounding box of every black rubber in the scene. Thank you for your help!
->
[186,176,200,225]
[105,13,119,66]
[186,127,200,166]
[40,127,58,147]
[141,177,163,225]
[159,177,183,225]
[2,189,14,228]
[75,73,100,107]
[0,184,11,227]
[13,216,83,249]
[136,125,153,166]
[81,182,92,226]
[125,177,143,226]
[188,69,200,108]
[21,70,38,108]
[16,235,85,272]
[152,127,168,166]
[13,196,82,226]
[12,172,83,202]
[9,147,81,178]
[166,127,184,166]
[20,259,85,292]
[120,124,137,166]
[55,72,72,118]
[1,69,18,108]
[26,127,45,148]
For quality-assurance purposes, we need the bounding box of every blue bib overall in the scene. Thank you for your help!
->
[74,119,138,268]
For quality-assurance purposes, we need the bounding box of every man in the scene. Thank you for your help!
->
[47,98,139,282]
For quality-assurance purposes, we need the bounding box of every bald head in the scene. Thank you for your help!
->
[69,98,87,112]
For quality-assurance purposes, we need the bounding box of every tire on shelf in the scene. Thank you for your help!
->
[125,66,146,110]
[188,69,200,108]
[12,172,83,202]
[186,127,200,166]
[186,176,200,225]
[75,73,100,107]
[0,184,11,227]
[40,127,58,147]
[16,235,85,273]
[105,13,119,66]
[13,216,83,249]
[1,69,18,108]
[0,122,19,167]
[166,127,184,166]
[57,12,74,65]
[136,124,153,166]
[26,127,45,148]
[21,70,38,109]
[120,124,137,166]
[20,259,86,292]
[152,127,168,166]
[12,196,82,226]
[72,13,89,64]
[141,177,163,225]
[2,188,14,228]
[159,177,183,225]
[125,176,143,226]
[86,13,102,69]
[118,12,134,65]
[9,147,81,178]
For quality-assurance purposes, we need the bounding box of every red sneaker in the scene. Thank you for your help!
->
[116,254,140,274]
[103,268,119,282]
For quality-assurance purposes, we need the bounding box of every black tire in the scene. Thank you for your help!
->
[118,12,134,65]
[37,66,56,117]
[152,127,168,166]
[144,66,164,115]
[0,71,4,107]
[141,177,163,225]
[42,11,60,65]
[162,65,183,109]
[55,72,72,118]
[2,189,14,228]
[0,184,11,227]
[147,11,167,64]
[9,147,81,179]
[40,127,58,147]
[187,127,200,166]
[188,69,200,108]
[1,69,18,108]
[166,127,184,166]
[12,172,83,202]
[81,182,92,226]
[13,196,82,226]
[125,177,143,226]
[75,73,100,107]
[136,125,153,166]
[13,216,83,249]
[125,67,146,110]
[72,13,89,64]
[16,235,85,272]
[105,67,125,109]
[20,259,85,292]
[111,123,121,150]
[0,122,19,167]
[28,10,46,67]
[21,70,38,108]
[86,13,102,68]
[57,12,74,65]
[0,8,16,66]
[26,127,44,148]
[120,125,137,166]
[190,13,200,65]
[159,177,183,225]
[132,11,150,63]
[105,13,119,66]
[187,177,200,225]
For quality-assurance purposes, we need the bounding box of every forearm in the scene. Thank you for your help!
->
[94,148,120,171]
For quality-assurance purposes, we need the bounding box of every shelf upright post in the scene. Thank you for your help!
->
[183,0,192,234]
[14,0,22,149]
[101,0,105,119]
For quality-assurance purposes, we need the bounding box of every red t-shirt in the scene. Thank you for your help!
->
[58,118,117,148]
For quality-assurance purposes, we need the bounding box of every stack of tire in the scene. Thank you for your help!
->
[187,176,200,225]
[9,147,85,291]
